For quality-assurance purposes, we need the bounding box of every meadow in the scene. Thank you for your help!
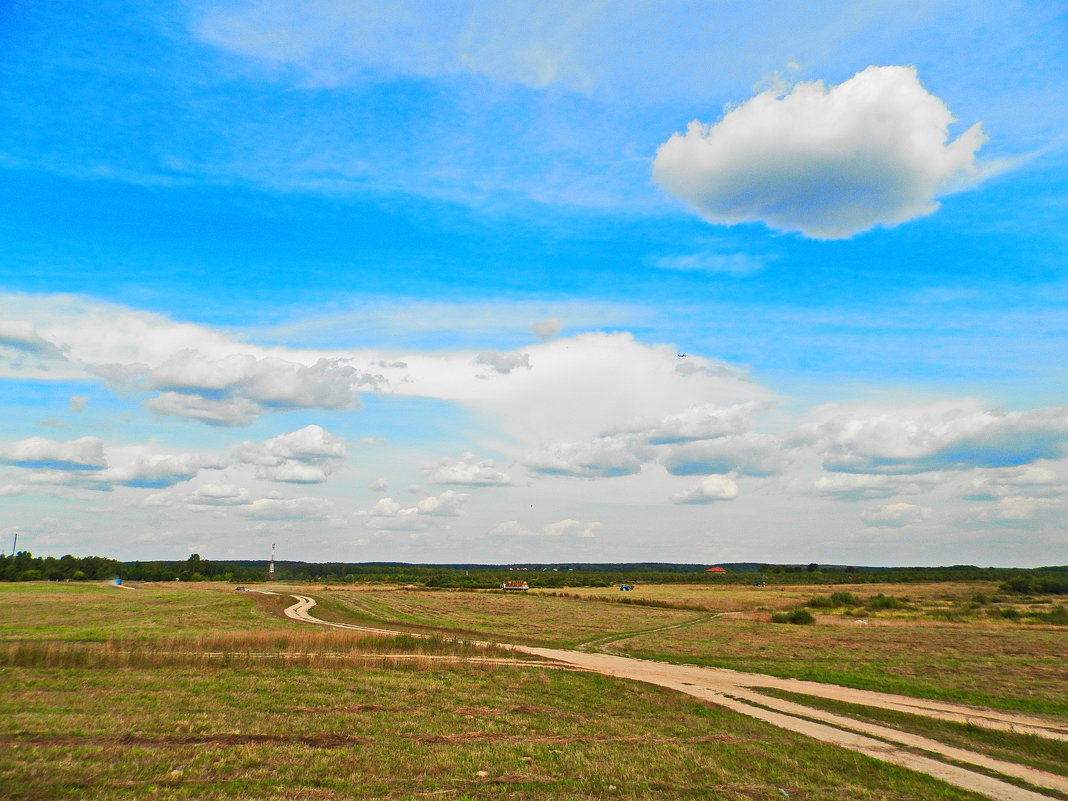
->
[310,582,1068,714]
[2,580,1064,800]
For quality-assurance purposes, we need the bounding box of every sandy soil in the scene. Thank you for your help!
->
[284,594,1067,801]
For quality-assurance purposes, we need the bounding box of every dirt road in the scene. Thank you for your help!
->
[283,594,1068,801]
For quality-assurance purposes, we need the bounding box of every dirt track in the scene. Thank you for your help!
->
[284,594,1068,801]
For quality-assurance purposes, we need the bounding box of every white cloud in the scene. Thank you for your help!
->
[416,489,469,517]
[814,472,940,501]
[187,484,252,507]
[142,352,369,422]
[660,433,786,477]
[193,1,603,92]
[368,497,402,517]
[97,452,229,489]
[68,396,88,412]
[238,496,333,520]
[475,350,531,375]
[962,466,1059,501]
[0,436,106,470]
[543,519,600,539]
[364,513,430,531]
[809,402,1068,475]
[363,497,429,531]
[0,319,64,358]
[425,453,510,486]
[972,496,1061,525]
[364,490,469,527]
[145,392,263,426]
[234,424,346,483]
[633,402,758,445]
[670,475,739,504]
[526,435,646,478]
[861,502,933,527]
[653,251,767,276]
[653,65,988,239]
[489,518,600,540]
[369,477,389,492]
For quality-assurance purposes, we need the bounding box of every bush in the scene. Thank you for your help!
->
[829,591,860,606]
[805,591,859,609]
[771,609,816,625]
[805,596,836,609]
[866,593,908,611]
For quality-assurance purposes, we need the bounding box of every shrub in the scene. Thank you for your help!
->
[829,591,860,606]
[805,591,859,609]
[865,593,908,611]
[771,609,816,625]
[805,596,836,609]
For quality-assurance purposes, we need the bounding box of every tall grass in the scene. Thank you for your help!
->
[1,628,519,670]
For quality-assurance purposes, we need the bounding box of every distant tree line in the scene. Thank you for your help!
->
[0,551,122,582]
[1,550,1065,590]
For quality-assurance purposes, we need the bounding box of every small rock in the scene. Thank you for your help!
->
[168,769,183,778]
[476,770,489,778]
[520,756,533,762]
[608,785,617,791]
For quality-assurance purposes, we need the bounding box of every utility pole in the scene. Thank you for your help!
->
[10,530,17,557]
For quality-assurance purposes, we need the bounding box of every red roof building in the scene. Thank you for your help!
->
[705,566,728,573]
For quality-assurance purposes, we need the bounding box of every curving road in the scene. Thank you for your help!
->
[283,594,1068,801]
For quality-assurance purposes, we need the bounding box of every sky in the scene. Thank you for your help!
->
[1,0,1067,567]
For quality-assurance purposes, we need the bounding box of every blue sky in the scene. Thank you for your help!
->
[1,0,1066,566]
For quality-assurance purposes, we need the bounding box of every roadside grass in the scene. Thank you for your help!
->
[0,628,524,670]
[610,617,1068,718]
[1,657,992,801]
[314,586,708,647]
[752,688,1068,779]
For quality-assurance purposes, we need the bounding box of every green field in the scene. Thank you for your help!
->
[0,581,1009,800]
[295,583,1068,717]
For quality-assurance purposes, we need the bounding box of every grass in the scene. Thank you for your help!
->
[2,648,992,800]
[0,582,293,641]
[609,616,1068,717]
[751,688,1068,780]
[0,580,1056,799]
[310,586,709,647]
[295,583,1068,718]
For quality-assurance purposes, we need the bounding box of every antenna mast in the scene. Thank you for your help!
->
[268,542,276,581]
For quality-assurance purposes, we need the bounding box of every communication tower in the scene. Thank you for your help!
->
[268,543,276,581]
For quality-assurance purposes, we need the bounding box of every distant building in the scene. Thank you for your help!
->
[501,580,529,591]
[705,566,728,574]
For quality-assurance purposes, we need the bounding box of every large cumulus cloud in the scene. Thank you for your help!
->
[653,66,988,239]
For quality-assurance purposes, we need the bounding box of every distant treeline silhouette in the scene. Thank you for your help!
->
[2,550,1065,590]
